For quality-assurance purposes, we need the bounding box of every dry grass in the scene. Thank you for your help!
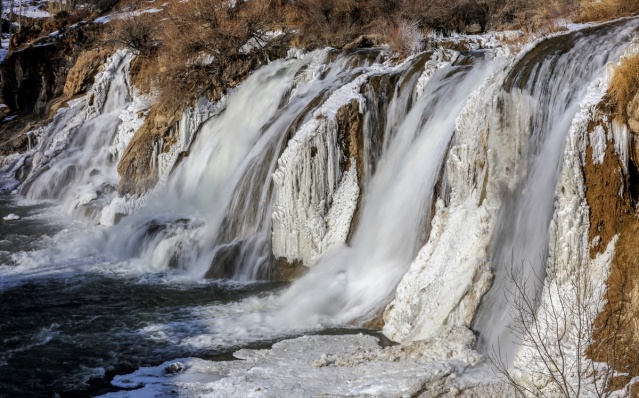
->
[606,53,639,123]
[106,0,292,106]
[105,0,636,120]
[577,0,639,23]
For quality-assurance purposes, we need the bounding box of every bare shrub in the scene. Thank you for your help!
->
[151,0,289,105]
[385,19,425,57]
[293,0,376,48]
[490,259,638,397]
[108,11,160,57]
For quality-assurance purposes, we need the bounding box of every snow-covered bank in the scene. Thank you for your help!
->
[100,328,489,398]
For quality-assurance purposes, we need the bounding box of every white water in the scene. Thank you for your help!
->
[274,57,499,326]
[19,50,138,223]
[101,50,384,279]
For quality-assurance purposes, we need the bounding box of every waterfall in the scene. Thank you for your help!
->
[101,50,386,279]
[3,20,639,393]
[16,50,145,223]
[275,55,500,326]
[470,20,639,362]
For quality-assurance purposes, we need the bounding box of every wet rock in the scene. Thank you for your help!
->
[336,99,364,243]
[205,242,242,279]
[117,102,183,195]
[271,257,308,281]
[0,134,30,154]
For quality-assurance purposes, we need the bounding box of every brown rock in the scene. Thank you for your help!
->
[336,99,364,244]
[117,102,183,195]
[584,120,629,257]
[270,257,308,281]
[343,36,374,52]
[465,23,483,34]
[1,22,104,118]
[585,116,639,383]
[63,48,111,99]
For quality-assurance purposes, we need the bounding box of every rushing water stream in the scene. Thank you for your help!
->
[1,18,639,397]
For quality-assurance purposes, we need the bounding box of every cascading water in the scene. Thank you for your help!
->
[19,50,134,222]
[102,50,388,280]
[275,55,499,326]
[471,19,639,363]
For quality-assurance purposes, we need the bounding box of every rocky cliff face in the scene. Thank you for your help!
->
[116,101,182,195]
[584,64,639,388]
[628,91,639,133]
[0,22,106,156]
[0,22,104,117]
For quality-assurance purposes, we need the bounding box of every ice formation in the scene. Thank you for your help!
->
[271,71,369,266]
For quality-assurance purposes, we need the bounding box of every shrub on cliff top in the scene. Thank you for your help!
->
[108,11,160,57]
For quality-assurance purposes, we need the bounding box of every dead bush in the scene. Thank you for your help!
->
[292,0,409,49]
[107,11,160,57]
[400,0,489,33]
[150,0,290,105]
[384,19,425,57]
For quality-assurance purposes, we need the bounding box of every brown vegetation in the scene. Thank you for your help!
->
[89,0,639,195]
[606,54,639,127]
[577,0,639,23]
[107,11,159,57]
[106,0,639,110]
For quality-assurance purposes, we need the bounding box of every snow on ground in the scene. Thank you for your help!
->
[100,327,491,398]
[94,7,162,24]
[1,0,52,19]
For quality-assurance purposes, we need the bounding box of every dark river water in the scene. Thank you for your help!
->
[0,196,384,398]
